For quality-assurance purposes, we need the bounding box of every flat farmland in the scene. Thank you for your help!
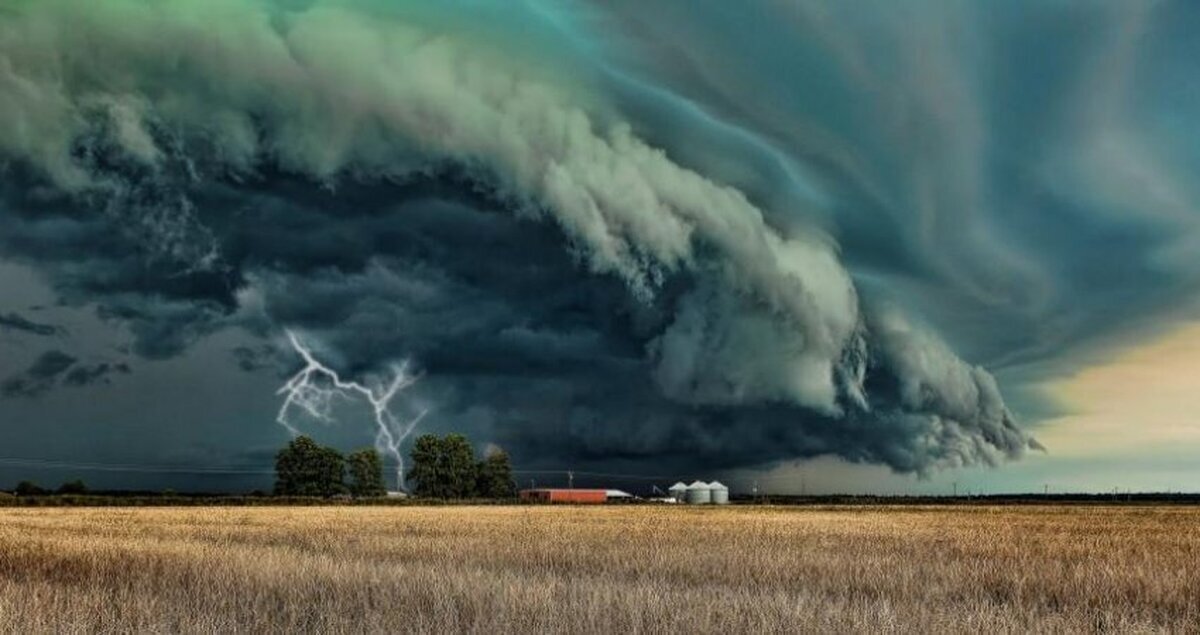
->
[0,505,1197,633]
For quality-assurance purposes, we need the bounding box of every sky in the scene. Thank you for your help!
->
[0,0,1197,494]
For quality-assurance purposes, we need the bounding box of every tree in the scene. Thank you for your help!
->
[274,436,347,497]
[14,481,45,496]
[406,433,482,499]
[476,448,516,499]
[407,434,444,498]
[348,448,387,497]
[442,434,478,499]
[57,480,88,495]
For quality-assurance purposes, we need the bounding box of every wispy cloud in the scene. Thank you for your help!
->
[0,312,65,337]
[1,350,77,398]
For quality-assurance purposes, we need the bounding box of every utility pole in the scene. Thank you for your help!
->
[800,471,806,497]
[952,481,957,498]
[567,470,574,490]
[1043,483,1048,496]
[752,479,759,504]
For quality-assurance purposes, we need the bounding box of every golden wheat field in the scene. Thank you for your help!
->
[0,505,1196,633]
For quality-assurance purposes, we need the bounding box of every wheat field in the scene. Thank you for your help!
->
[0,505,1196,633]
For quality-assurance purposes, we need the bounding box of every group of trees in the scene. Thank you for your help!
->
[12,433,515,500]
[274,434,515,499]
[405,433,516,499]
[13,479,87,496]
[273,436,387,497]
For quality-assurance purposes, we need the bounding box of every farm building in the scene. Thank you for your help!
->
[518,484,727,504]
[676,481,731,505]
[685,481,712,504]
[519,489,608,504]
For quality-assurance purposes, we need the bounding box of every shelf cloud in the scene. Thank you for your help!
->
[13,0,1193,480]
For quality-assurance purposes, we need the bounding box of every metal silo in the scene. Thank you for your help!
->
[709,481,729,505]
[685,480,712,505]
[667,482,688,502]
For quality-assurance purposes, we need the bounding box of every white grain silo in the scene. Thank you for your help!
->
[668,482,688,502]
[685,480,712,505]
[709,481,729,505]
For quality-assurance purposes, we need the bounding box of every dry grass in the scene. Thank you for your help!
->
[0,505,1196,633]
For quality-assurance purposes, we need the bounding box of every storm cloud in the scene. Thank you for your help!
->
[12,0,1194,480]
[0,312,64,337]
[2,350,77,398]
[62,362,131,389]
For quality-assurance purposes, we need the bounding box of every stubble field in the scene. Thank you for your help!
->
[0,504,1196,633]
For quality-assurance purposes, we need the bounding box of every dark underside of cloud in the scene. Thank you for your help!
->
[0,312,64,337]
[1,345,131,398]
[6,0,1196,478]
[1,350,77,398]
[2,157,1026,473]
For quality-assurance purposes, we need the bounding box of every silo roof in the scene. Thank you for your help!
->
[687,480,710,489]
[668,482,688,490]
[708,481,728,490]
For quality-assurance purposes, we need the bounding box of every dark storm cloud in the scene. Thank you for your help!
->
[1,350,77,398]
[589,0,1200,375]
[231,345,279,374]
[30,0,1200,478]
[62,362,131,388]
[0,312,65,337]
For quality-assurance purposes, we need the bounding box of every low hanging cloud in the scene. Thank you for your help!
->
[62,362,132,389]
[1,350,77,398]
[0,312,65,337]
[0,349,130,398]
[0,0,1039,473]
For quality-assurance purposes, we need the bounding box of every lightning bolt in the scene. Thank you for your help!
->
[276,330,427,491]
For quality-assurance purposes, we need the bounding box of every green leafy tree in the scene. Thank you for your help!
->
[442,434,479,499]
[274,436,347,497]
[348,448,387,497]
[14,481,45,496]
[476,448,516,499]
[316,446,347,496]
[57,480,88,495]
[406,434,444,498]
[406,433,482,499]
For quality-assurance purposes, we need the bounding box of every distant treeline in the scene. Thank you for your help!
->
[272,433,517,499]
[0,493,520,507]
[3,432,518,503]
[6,436,1198,506]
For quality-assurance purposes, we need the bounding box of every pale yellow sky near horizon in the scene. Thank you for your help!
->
[1035,321,1200,459]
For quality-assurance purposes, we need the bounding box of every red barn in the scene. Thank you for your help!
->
[519,489,608,504]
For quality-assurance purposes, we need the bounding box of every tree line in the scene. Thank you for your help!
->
[406,433,516,499]
[12,479,88,496]
[273,433,515,499]
[273,436,388,497]
[5,433,516,500]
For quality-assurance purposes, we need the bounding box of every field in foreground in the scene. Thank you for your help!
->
[0,505,1197,633]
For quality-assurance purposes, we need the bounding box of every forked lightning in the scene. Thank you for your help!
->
[276,330,427,491]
